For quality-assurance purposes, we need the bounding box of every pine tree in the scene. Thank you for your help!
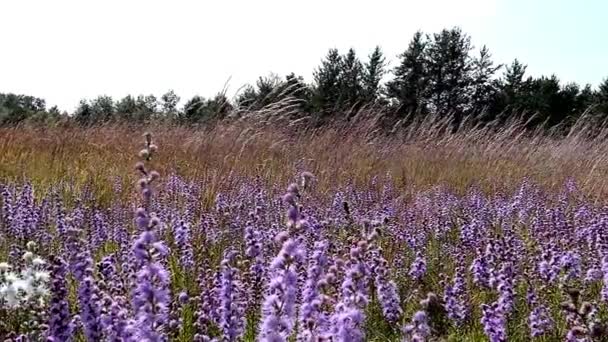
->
[282,73,312,112]
[115,95,138,121]
[470,46,502,111]
[255,74,284,108]
[236,85,258,109]
[161,90,180,117]
[134,95,158,121]
[182,95,206,123]
[386,31,428,116]
[597,78,608,115]
[362,46,387,104]
[90,95,115,122]
[339,48,364,110]
[74,99,93,125]
[425,27,473,116]
[235,74,284,110]
[502,59,528,107]
[312,48,343,115]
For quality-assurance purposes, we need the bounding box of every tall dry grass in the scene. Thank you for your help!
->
[2,109,608,203]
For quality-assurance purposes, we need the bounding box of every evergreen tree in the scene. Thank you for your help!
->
[362,46,387,103]
[312,48,343,114]
[0,93,47,125]
[181,94,232,123]
[386,31,428,116]
[502,59,528,108]
[425,27,474,117]
[182,95,206,123]
[255,74,284,108]
[115,95,138,120]
[470,46,502,112]
[339,48,364,110]
[204,93,233,121]
[283,73,312,104]
[236,85,258,109]
[575,84,596,115]
[161,90,180,117]
[135,94,158,121]
[597,78,608,114]
[236,74,284,110]
[90,95,115,122]
[279,73,313,114]
[74,99,93,125]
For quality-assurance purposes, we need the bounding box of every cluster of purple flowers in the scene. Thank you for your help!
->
[7,133,608,341]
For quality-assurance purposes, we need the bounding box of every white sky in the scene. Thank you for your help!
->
[0,0,606,111]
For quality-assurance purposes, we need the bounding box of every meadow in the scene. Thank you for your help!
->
[2,114,608,341]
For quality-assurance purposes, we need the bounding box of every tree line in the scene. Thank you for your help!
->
[2,27,608,130]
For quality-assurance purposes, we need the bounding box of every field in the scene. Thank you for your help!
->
[2,116,608,341]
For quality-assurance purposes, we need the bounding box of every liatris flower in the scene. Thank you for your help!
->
[173,219,195,271]
[219,250,245,342]
[259,233,305,341]
[77,269,104,341]
[529,304,553,337]
[97,256,132,342]
[65,226,103,342]
[443,266,467,325]
[298,240,329,340]
[91,211,109,252]
[100,299,134,342]
[409,251,427,282]
[193,268,218,342]
[374,252,402,324]
[244,221,265,307]
[601,255,608,302]
[561,251,582,282]
[584,265,602,283]
[402,310,431,342]
[496,263,515,316]
[470,252,490,289]
[443,284,466,326]
[331,308,366,342]
[538,247,560,284]
[168,291,190,338]
[481,302,506,342]
[131,225,170,341]
[47,256,72,342]
[327,241,370,342]
[565,326,589,342]
[130,132,171,341]
[1,185,14,231]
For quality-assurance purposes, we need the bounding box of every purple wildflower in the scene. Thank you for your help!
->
[327,241,370,342]
[259,233,305,341]
[601,255,608,302]
[47,256,72,342]
[408,251,427,282]
[298,240,330,340]
[529,304,553,337]
[402,310,431,342]
[219,250,245,341]
[173,219,195,271]
[481,302,506,342]
[373,251,402,323]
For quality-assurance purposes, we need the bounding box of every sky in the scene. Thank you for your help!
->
[0,0,606,112]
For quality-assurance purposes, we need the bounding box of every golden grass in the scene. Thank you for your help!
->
[2,111,608,203]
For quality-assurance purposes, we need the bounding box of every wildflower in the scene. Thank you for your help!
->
[299,240,330,340]
[219,250,245,341]
[409,251,427,282]
[259,233,305,341]
[402,310,431,342]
